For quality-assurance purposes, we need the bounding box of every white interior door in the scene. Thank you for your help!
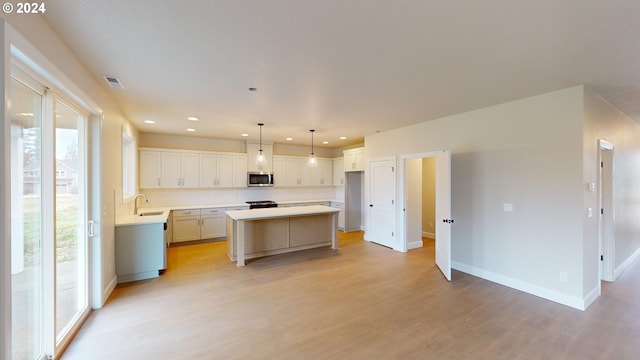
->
[435,151,452,281]
[368,158,396,248]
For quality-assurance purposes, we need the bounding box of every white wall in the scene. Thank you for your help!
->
[1,13,138,307]
[582,87,640,297]
[366,87,587,308]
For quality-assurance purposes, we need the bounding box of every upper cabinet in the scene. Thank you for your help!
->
[310,158,333,186]
[200,153,233,187]
[273,155,333,187]
[343,147,365,172]
[246,142,273,173]
[139,148,247,189]
[333,157,345,186]
[162,151,200,188]
[139,150,162,189]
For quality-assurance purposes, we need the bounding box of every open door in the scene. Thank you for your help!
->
[435,151,452,281]
[599,140,614,282]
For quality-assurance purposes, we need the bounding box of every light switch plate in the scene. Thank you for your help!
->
[503,203,513,212]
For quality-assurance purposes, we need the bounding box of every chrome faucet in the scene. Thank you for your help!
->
[133,193,149,215]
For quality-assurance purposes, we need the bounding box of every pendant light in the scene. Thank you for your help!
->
[308,129,318,167]
[256,123,266,170]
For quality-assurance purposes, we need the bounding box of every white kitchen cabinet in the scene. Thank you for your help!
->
[343,147,365,172]
[274,155,332,187]
[200,154,233,188]
[246,142,273,173]
[287,157,311,186]
[162,151,200,188]
[172,207,229,243]
[172,209,201,242]
[200,208,226,239]
[139,150,162,188]
[310,158,333,186]
[141,148,246,189]
[232,155,248,187]
[333,157,345,186]
[272,157,287,187]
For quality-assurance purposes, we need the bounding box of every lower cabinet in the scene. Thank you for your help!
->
[200,208,226,239]
[172,208,227,243]
[115,223,165,283]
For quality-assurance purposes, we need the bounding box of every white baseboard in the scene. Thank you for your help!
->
[614,247,640,280]
[407,241,423,250]
[98,275,117,309]
[452,261,589,311]
[583,285,601,310]
[422,231,435,239]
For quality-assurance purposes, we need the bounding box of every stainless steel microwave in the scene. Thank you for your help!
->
[247,172,274,187]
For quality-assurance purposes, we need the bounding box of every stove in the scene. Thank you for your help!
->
[246,200,278,209]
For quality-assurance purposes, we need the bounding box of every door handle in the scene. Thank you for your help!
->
[369,204,373,207]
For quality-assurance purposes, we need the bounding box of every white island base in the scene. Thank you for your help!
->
[226,205,340,266]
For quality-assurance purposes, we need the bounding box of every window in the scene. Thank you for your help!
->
[122,130,136,199]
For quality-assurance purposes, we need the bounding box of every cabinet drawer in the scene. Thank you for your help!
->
[226,207,249,211]
[201,208,225,215]
[173,209,201,217]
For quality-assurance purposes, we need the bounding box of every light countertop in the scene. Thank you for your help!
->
[115,199,343,226]
[226,205,340,221]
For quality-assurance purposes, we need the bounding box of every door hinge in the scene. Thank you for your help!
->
[391,166,395,172]
[392,232,394,236]
[391,199,394,204]
[601,161,604,168]
[601,255,604,261]
[601,208,604,215]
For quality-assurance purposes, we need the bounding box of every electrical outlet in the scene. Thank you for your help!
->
[559,272,568,282]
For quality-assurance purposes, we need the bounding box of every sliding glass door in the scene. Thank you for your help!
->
[10,76,46,360]
[10,70,91,359]
[54,100,89,347]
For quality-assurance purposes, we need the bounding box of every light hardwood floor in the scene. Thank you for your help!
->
[61,233,640,359]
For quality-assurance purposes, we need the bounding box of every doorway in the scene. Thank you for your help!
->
[599,140,615,282]
[400,151,452,281]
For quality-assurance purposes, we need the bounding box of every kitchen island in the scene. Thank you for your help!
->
[226,205,340,266]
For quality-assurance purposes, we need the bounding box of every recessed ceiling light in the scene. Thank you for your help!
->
[286,137,293,141]
[241,133,249,137]
[186,128,196,132]
[339,136,347,140]
[144,120,155,124]
[323,141,329,144]
[248,87,257,92]
[187,116,199,121]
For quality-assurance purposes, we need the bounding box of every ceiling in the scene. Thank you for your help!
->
[40,0,640,148]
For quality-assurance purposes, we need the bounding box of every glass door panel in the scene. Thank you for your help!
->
[10,77,45,359]
[54,100,88,343]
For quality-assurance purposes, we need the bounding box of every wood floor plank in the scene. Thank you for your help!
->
[61,233,640,359]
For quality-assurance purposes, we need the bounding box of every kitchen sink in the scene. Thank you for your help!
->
[138,211,164,217]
